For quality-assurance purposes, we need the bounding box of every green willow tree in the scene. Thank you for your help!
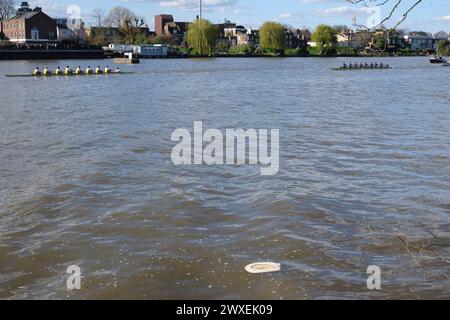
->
[311,24,337,55]
[438,40,450,56]
[259,22,285,52]
[187,19,219,56]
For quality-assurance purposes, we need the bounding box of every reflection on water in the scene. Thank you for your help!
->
[0,57,449,299]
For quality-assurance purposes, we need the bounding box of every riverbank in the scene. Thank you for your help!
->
[0,50,105,60]
[0,49,440,60]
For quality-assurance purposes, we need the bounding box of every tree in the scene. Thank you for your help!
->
[106,6,134,28]
[348,0,423,30]
[91,8,106,27]
[0,0,14,40]
[186,19,218,56]
[438,40,450,56]
[149,34,174,45]
[259,22,285,52]
[87,32,107,47]
[120,17,146,44]
[348,0,423,53]
[311,24,337,55]
[0,0,14,21]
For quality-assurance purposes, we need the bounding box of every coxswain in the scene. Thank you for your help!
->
[55,67,62,75]
[75,66,82,75]
[33,67,41,75]
[43,66,51,76]
[114,67,121,74]
[65,66,72,75]
[95,66,102,74]
[104,66,111,74]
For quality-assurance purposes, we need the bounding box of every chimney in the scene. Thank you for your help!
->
[17,2,32,13]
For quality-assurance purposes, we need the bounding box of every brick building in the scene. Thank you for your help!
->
[1,2,57,43]
[155,14,174,36]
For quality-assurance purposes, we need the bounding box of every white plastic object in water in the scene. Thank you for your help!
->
[245,262,281,274]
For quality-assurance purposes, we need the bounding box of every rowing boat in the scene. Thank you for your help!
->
[331,67,392,71]
[4,72,134,78]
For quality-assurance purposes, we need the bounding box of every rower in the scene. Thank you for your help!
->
[33,67,41,75]
[104,66,111,74]
[55,67,62,75]
[75,66,82,74]
[95,66,102,74]
[43,66,51,76]
[65,66,72,75]
[342,63,347,69]
[114,67,120,74]
[86,66,91,74]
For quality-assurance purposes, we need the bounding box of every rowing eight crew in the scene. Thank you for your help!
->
[33,66,120,76]
[341,62,390,69]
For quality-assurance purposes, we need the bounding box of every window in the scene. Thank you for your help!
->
[31,28,39,40]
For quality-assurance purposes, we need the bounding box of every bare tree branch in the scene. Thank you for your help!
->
[347,0,423,31]
[0,0,15,21]
[91,8,106,27]
[347,0,424,54]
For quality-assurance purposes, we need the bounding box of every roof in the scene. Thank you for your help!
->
[8,11,39,20]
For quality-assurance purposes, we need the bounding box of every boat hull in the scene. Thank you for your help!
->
[430,59,446,64]
[4,72,134,78]
[331,67,392,71]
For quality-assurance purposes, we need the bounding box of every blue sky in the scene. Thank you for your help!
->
[30,0,450,32]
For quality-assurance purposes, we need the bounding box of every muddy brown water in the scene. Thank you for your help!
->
[0,57,449,299]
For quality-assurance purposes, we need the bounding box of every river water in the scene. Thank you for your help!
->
[0,57,449,299]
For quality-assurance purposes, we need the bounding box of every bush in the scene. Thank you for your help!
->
[228,44,255,55]
[215,41,230,54]
[284,47,308,56]
[336,46,357,55]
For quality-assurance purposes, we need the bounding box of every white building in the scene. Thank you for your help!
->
[55,17,85,42]
[404,32,448,50]
[133,44,169,58]
[108,44,134,54]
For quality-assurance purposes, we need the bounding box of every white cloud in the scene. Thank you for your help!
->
[318,6,375,16]
[278,12,304,20]
[121,0,238,12]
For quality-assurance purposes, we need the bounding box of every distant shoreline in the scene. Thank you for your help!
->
[0,50,434,61]
[0,50,104,60]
